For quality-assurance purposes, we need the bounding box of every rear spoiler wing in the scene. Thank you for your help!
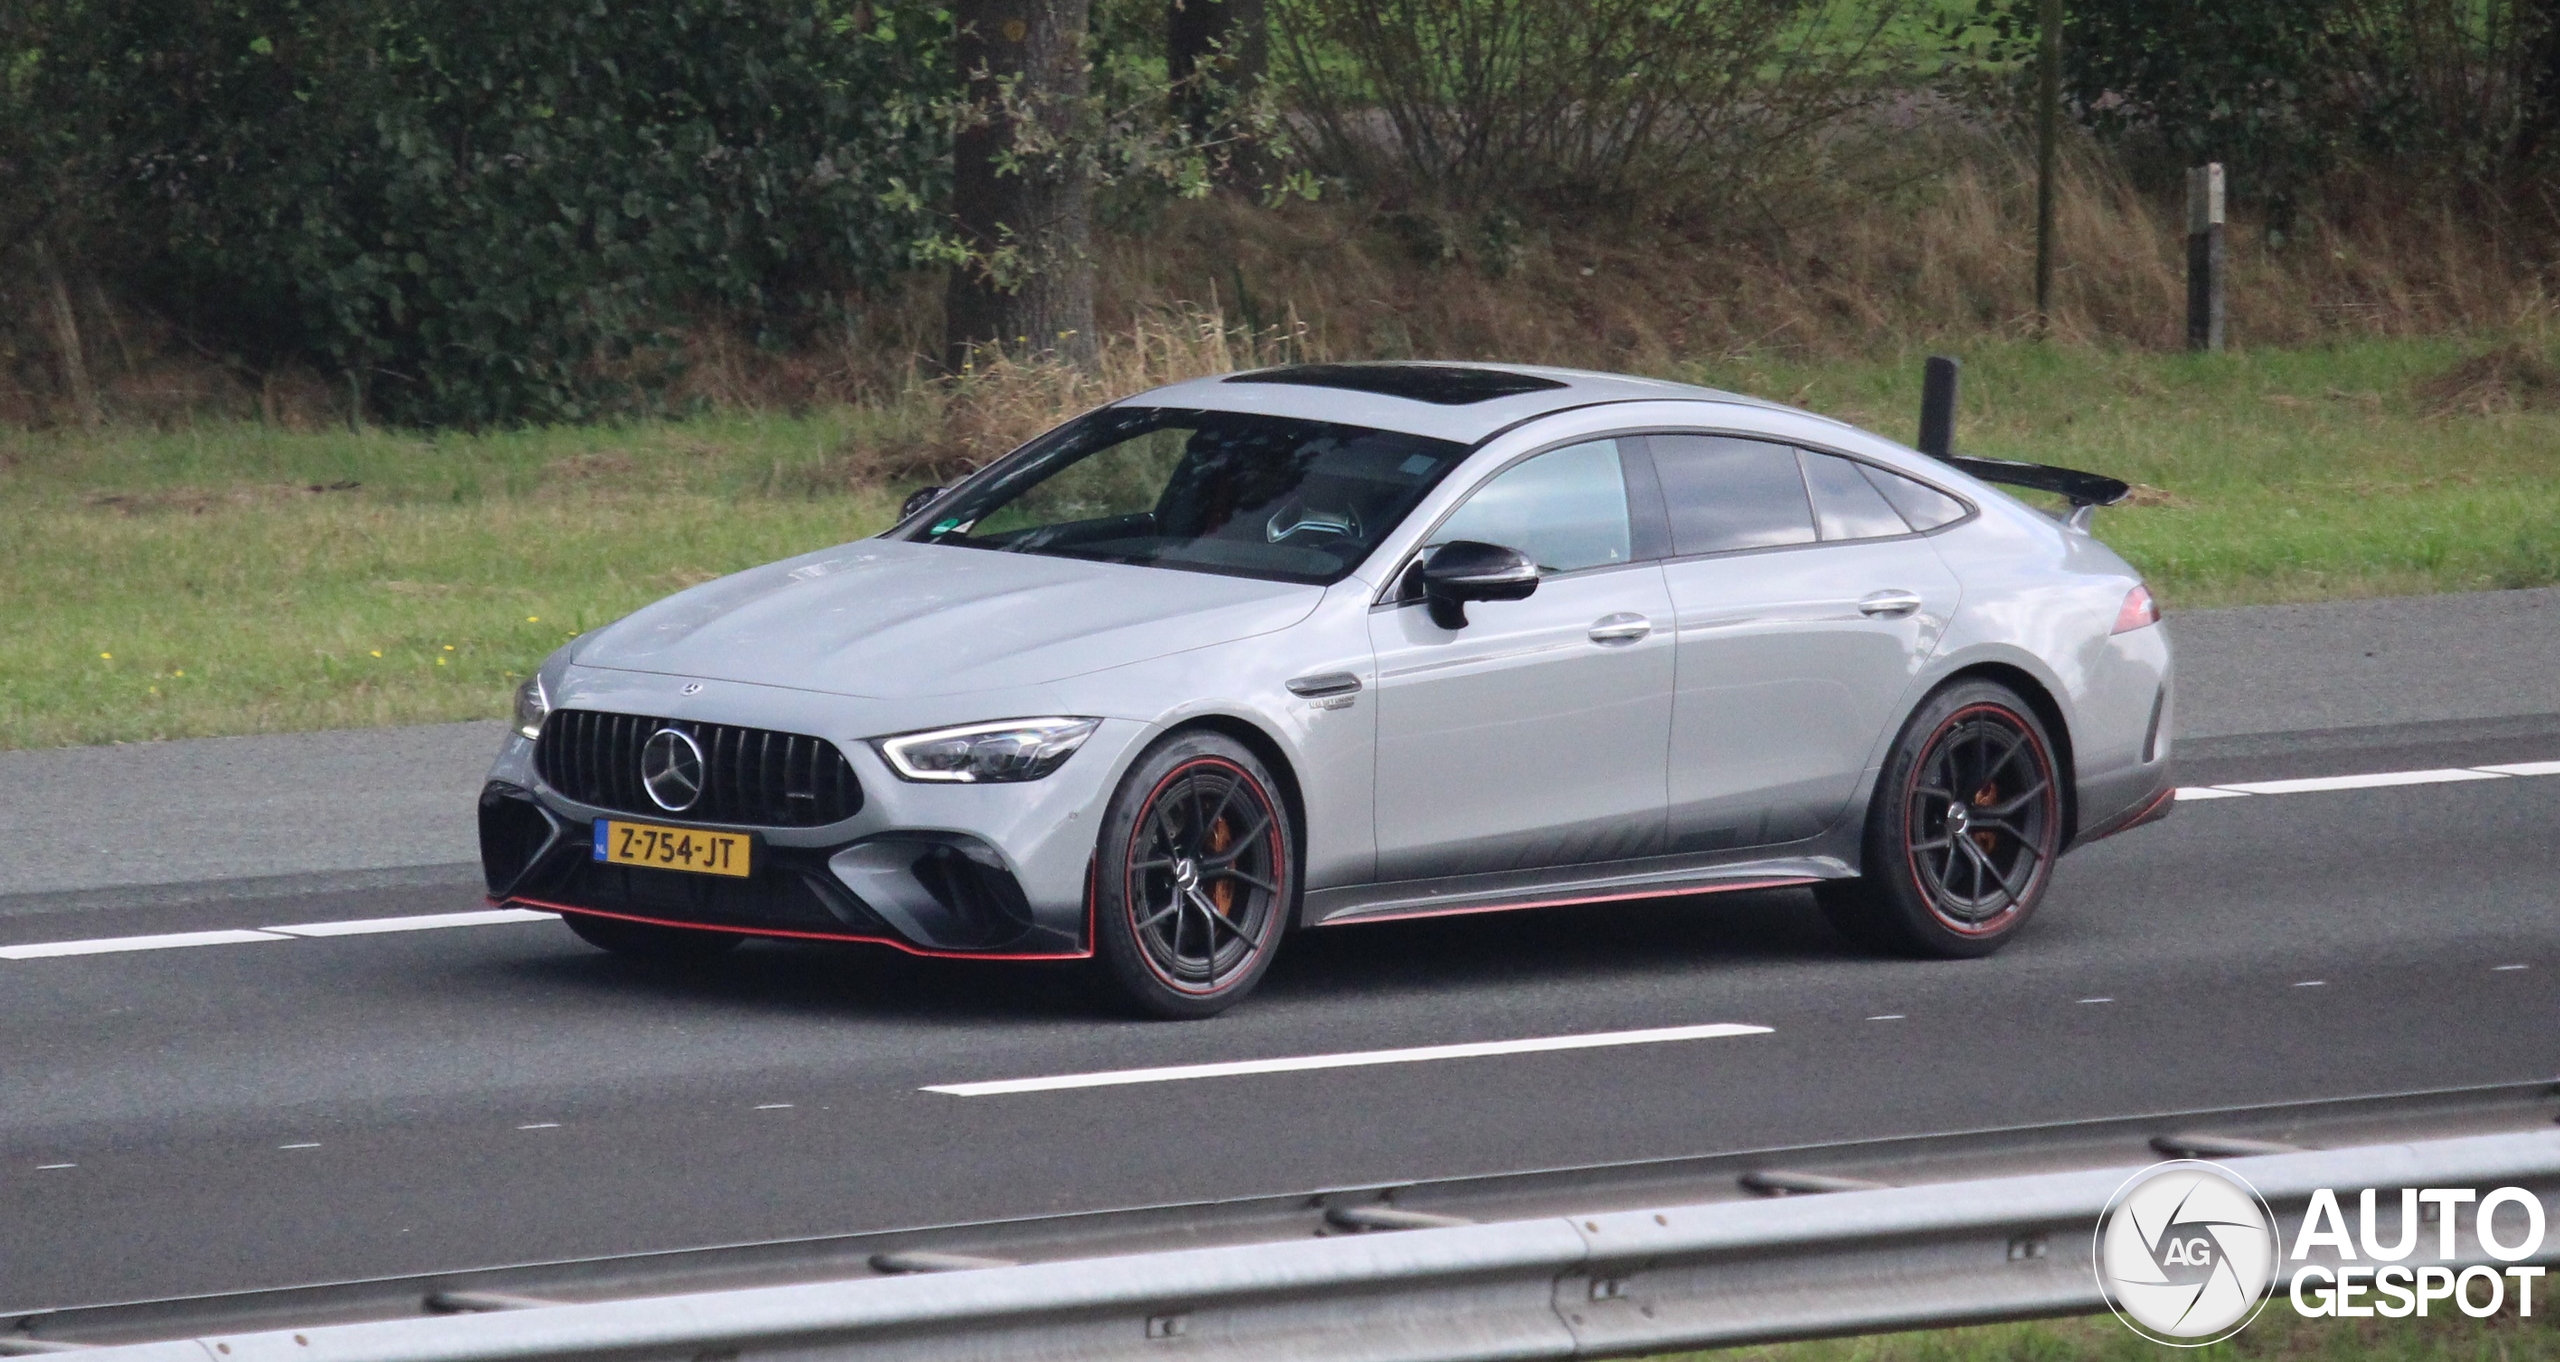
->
[1915,355,2129,530]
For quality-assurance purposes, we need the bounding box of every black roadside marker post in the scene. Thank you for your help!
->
[2186,162,2226,351]
[1918,355,1960,458]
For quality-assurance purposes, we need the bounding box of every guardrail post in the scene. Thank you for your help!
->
[2186,163,2226,351]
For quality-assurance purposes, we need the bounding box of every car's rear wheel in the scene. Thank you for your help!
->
[1093,732,1295,1019]
[1818,679,2063,958]
[562,911,744,962]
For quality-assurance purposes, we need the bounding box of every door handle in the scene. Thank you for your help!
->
[1588,613,1653,644]
[1859,589,1924,618]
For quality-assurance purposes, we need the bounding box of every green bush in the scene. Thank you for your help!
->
[9,0,949,424]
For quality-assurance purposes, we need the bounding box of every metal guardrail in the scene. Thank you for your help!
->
[19,1084,2560,1362]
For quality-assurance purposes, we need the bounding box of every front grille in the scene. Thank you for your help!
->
[535,709,862,827]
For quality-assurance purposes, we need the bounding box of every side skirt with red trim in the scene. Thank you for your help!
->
[502,896,1094,963]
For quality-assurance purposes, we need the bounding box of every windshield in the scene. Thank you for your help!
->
[902,407,1473,585]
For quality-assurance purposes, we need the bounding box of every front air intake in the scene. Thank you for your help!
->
[534,709,863,828]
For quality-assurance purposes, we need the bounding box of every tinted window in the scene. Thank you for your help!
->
[908,407,1469,585]
[1429,440,1633,574]
[1649,434,1817,556]
[1800,449,1912,541]
[1860,463,1970,532]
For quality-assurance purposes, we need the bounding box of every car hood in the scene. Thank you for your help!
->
[572,539,1323,699]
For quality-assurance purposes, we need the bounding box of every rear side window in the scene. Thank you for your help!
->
[1430,439,1633,574]
[1799,449,1912,541]
[1859,463,1970,532]
[1648,434,1816,557]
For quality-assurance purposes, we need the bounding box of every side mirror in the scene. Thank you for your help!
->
[1419,540,1538,630]
[901,486,947,521]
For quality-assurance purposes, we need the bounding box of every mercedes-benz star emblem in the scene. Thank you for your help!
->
[640,727,706,813]
[681,682,704,695]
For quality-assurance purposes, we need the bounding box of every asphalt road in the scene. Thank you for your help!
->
[6,718,2559,1309]
[6,587,2559,1311]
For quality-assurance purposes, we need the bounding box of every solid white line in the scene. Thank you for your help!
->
[2213,768,2508,796]
[0,929,285,960]
[924,1022,1774,1097]
[2476,760,2560,777]
[2175,786,2252,800]
[264,909,552,938]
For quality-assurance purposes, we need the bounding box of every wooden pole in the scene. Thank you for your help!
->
[1918,356,1961,458]
[2186,162,2226,351]
[2033,0,2061,337]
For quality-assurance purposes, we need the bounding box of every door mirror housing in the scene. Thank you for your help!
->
[900,485,948,521]
[1419,540,1539,630]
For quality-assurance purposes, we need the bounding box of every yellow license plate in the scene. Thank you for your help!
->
[592,819,753,878]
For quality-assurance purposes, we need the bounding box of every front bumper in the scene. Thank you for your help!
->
[480,781,1091,958]
[477,703,1141,956]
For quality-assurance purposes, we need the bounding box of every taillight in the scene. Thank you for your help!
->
[2112,584,2160,634]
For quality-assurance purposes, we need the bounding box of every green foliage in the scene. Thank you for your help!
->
[1958,0,2560,212]
[7,0,952,425]
[1273,0,1919,213]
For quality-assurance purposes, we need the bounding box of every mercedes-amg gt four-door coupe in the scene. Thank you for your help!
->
[479,362,2173,1017]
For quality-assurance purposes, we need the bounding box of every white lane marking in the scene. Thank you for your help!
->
[2177,756,2560,802]
[265,909,552,938]
[516,1122,560,1130]
[925,1022,1774,1097]
[36,1163,75,1170]
[2211,768,2509,797]
[2293,980,2327,987]
[278,1142,320,1150]
[1866,1014,1906,1021]
[754,1103,794,1110]
[2496,964,2530,971]
[0,929,286,960]
[2077,997,2114,1004]
[2478,760,2560,777]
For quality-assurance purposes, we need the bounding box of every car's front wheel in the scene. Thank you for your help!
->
[1093,732,1296,1019]
[1818,679,2064,958]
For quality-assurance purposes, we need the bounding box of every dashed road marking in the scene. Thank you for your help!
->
[516,1123,560,1130]
[0,929,285,960]
[2495,964,2531,971]
[277,1142,321,1150]
[925,1022,1774,1097]
[2180,759,2560,801]
[2077,997,2114,1004]
[1866,1014,1906,1021]
[265,909,550,938]
[2294,980,2327,987]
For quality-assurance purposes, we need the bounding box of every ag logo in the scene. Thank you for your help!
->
[2094,1161,2278,1345]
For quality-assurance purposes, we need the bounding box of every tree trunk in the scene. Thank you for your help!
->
[35,242,100,429]
[1167,0,1267,138]
[944,0,1096,372]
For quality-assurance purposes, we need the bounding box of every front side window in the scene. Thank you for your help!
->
[1649,434,1817,557]
[907,408,1471,585]
[1428,439,1633,574]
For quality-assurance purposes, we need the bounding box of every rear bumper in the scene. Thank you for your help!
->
[478,781,1089,958]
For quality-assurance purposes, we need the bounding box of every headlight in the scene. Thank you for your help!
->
[513,675,551,740]
[876,718,1100,783]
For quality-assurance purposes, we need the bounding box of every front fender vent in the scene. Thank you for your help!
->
[535,709,862,828]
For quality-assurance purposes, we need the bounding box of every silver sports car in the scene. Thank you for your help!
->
[479,362,2172,1017]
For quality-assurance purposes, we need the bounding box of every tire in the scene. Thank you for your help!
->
[1818,679,2065,959]
[562,911,744,962]
[1093,731,1297,1019]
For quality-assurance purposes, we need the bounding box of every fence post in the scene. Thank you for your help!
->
[1918,356,1960,458]
[2185,163,2226,352]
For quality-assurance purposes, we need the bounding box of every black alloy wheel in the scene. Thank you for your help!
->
[1818,679,2063,958]
[1094,731,1295,1019]
[562,911,744,962]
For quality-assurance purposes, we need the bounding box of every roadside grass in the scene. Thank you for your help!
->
[1667,1304,2560,1362]
[4,334,2556,749]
